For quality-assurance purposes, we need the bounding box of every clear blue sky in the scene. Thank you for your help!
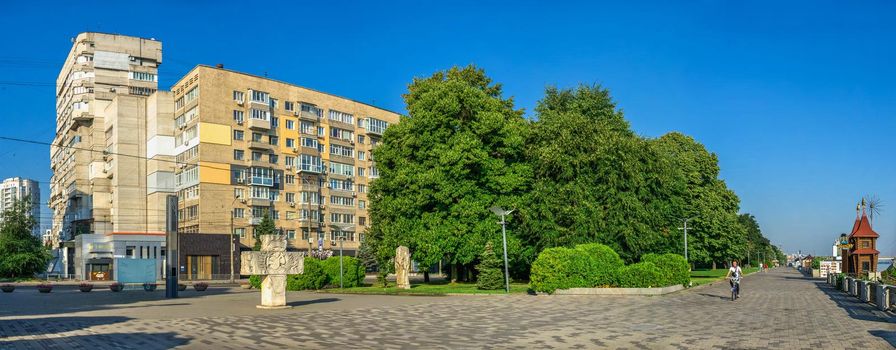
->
[1,1,893,256]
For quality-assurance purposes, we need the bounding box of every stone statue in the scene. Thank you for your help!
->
[395,246,411,290]
[241,235,304,309]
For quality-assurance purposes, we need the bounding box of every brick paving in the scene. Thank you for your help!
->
[1,268,895,349]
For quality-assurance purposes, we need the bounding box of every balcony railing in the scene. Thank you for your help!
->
[296,164,323,174]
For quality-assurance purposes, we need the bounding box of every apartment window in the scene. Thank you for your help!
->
[330,230,354,242]
[366,117,389,134]
[299,209,320,221]
[285,156,295,167]
[269,154,278,164]
[359,217,367,226]
[234,188,245,199]
[233,90,245,102]
[251,108,270,121]
[298,154,322,172]
[284,101,294,111]
[357,184,367,193]
[272,117,279,128]
[285,175,295,184]
[126,246,135,258]
[250,186,271,200]
[285,138,295,148]
[252,132,263,142]
[287,230,296,240]
[285,192,296,203]
[301,103,322,117]
[317,126,325,137]
[269,135,279,146]
[250,90,270,104]
[300,191,321,205]
[302,229,311,240]
[250,167,274,186]
[233,110,245,123]
[328,110,355,124]
[330,213,355,224]
[176,145,199,163]
[286,119,295,130]
[301,137,318,148]
[329,179,354,192]
[185,205,199,220]
[358,167,365,177]
[369,166,380,178]
[175,166,199,187]
[233,208,245,218]
[330,196,355,206]
[330,127,353,140]
[233,169,247,183]
[330,144,354,158]
[184,87,199,105]
[358,151,366,160]
[358,135,365,144]
[129,86,156,96]
[286,211,297,220]
[329,162,354,176]
[177,185,200,201]
[234,227,246,238]
[129,71,157,82]
[251,151,262,161]
[252,206,269,218]
[233,130,244,141]
[358,200,366,209]
[233,150,245,160]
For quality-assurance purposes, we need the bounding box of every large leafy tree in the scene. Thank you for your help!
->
[0,197,50,278]
[253,212,276,251]
[368,65,530,278]
[651,132,746,267]
[520,85,681,263]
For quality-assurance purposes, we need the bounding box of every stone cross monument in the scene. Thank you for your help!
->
[395,246,411,290]
[241,235,304,309]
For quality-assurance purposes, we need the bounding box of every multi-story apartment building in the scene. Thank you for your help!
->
[0,177,41,236]
[49,33,176,280]
[171,65,399,257]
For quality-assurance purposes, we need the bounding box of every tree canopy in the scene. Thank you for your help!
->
[0,196,50,278]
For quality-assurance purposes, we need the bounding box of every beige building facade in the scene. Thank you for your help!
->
[50,32,173,243]
[170,65,399,254]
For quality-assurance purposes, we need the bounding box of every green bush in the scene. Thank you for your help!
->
[249,275,261,289]
[618,262,662,288]
[321,256,365,288]
[574,243,624,287]
[476,242,505,290]
[529,247,591,293]
[641,253,690,287]
[811,257,823,269]
[287,258,328,290]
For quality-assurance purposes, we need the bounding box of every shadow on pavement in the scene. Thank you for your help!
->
[812,279,890,323]
[696,293,730,301]
[287,297,340,307]
[0,287,237,318]
[868,330,896,347]
[0,316,131,338]
[0,332,189,350]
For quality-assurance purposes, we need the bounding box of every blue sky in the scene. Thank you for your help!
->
[0,1,893,256]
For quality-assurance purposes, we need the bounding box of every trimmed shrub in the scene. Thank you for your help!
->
[321,256,365,288]
[641,253,690,287]
[529,247,591,293]
[476,242,504,290]
[618,262,662,288]
[249,275,261,289]
[574,243,624,287]
[287,258,328,290]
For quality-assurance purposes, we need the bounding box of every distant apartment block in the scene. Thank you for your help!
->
[170,65,400,256]
[0,177,40,236]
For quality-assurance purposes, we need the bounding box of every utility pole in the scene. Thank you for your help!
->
[678,217,695,267]
[490,207,514,294]
[165,195,179,298]
[230,210,234,284]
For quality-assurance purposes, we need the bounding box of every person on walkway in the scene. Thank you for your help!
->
[726,260,743,297]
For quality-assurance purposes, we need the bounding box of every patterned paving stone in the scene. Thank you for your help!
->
[1,268,894,349]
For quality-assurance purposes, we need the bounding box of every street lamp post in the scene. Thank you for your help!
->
[330,224,353,289]
[489,206,514,294]
[678,217,695,267]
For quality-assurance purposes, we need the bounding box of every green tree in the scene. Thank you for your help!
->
[520,85,681,262]
[369,65,531,280]
[0,197,50,278]
[476,242,504,290]
[253,212,276,251]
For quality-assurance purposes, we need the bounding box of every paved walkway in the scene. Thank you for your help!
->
[1,268,894,349]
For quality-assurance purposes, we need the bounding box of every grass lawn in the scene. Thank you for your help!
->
[317,281,531,295]
[690,267,760,286]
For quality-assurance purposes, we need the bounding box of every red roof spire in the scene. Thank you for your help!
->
[851,199,879,238]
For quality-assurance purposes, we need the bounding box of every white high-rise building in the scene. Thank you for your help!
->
[0,177,41,236]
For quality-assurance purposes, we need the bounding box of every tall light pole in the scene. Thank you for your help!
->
[330,224,354,289]
[490,206,514,293]
[678,217,695,267]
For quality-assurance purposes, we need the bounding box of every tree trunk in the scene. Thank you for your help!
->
[450,263,458,283]
[712,261,717,270]
[423,271,430,283]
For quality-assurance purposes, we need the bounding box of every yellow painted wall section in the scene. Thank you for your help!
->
[200,161,231,184]
[199,122,232,145]
[279,116,299,154]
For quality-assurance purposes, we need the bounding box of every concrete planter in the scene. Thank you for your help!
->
[842,277,850,292]
[554,284,685,296]
[811,269,821,278]
[876,284,890,311]
[859,281,871,302]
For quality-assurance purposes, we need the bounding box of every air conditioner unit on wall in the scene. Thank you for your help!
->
[237,101,244,106]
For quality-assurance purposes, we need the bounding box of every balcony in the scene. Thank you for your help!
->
[248,118,270,130]
[299,110,320,121]
[247,198,271,207]
[249,217,263,225]
[248,141,274,151]
[365,125,386,136]
[296,164,323,174]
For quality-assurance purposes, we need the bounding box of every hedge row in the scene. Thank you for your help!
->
[529,244,690,293]
[250,256,365,290]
